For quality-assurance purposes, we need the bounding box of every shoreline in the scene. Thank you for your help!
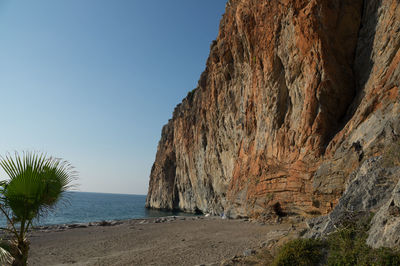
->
[31,215,204,232]
[28,215,306,265]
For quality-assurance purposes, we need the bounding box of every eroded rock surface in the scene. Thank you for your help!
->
[146,0,400,247]
[306,157,400,242]
[367,177,400,248]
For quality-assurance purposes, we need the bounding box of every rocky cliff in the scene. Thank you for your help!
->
[146,0,400,245]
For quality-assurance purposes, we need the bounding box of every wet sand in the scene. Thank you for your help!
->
[28,217,298,265]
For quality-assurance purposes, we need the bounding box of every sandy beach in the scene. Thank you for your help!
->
[28,217,303,265]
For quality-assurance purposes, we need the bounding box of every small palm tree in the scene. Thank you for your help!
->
[0,152,77,266]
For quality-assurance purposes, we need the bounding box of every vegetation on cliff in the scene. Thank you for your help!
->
[273,214,400,266]
[272,238,325,266]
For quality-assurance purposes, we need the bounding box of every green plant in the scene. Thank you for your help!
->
[326,227,400,265]
[272,238,326,266]
[325,213,372,265]
[372,247,400,266]
[326,226,370,265]
[0,152,76,266]
[270,212,400,266]
[325,214,400,266]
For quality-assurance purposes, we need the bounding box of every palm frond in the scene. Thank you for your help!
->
[0,152,77,222]
[0,246,12,265]
[0,152,77,265]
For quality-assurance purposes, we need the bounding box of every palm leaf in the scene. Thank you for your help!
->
[0,246,12,265]
[0,152,77,222]
[0,152,77,265]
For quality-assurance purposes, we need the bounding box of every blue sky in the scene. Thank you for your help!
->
[0,0,227,194]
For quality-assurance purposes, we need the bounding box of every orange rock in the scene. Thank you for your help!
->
[146,0,400,218]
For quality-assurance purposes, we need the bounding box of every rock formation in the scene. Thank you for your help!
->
[146,0,399,246]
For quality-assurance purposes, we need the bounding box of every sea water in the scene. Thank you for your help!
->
[0,191,193,226]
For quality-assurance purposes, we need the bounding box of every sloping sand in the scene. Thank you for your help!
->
[28,217,298,265]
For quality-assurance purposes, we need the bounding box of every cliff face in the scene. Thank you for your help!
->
[146,0,400,224]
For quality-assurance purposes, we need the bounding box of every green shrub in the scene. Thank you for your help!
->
[271,212,400,266]
[372,247,400,266]
[272,238,326,266]
[326,226,371,265]
[326,227,400,266]
[324,212,400,266]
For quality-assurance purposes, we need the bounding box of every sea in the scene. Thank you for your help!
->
[0,191,193,226]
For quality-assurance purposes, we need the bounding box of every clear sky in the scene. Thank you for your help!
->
[0,0,227,195]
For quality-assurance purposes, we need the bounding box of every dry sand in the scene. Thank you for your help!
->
[28,217,298,266]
